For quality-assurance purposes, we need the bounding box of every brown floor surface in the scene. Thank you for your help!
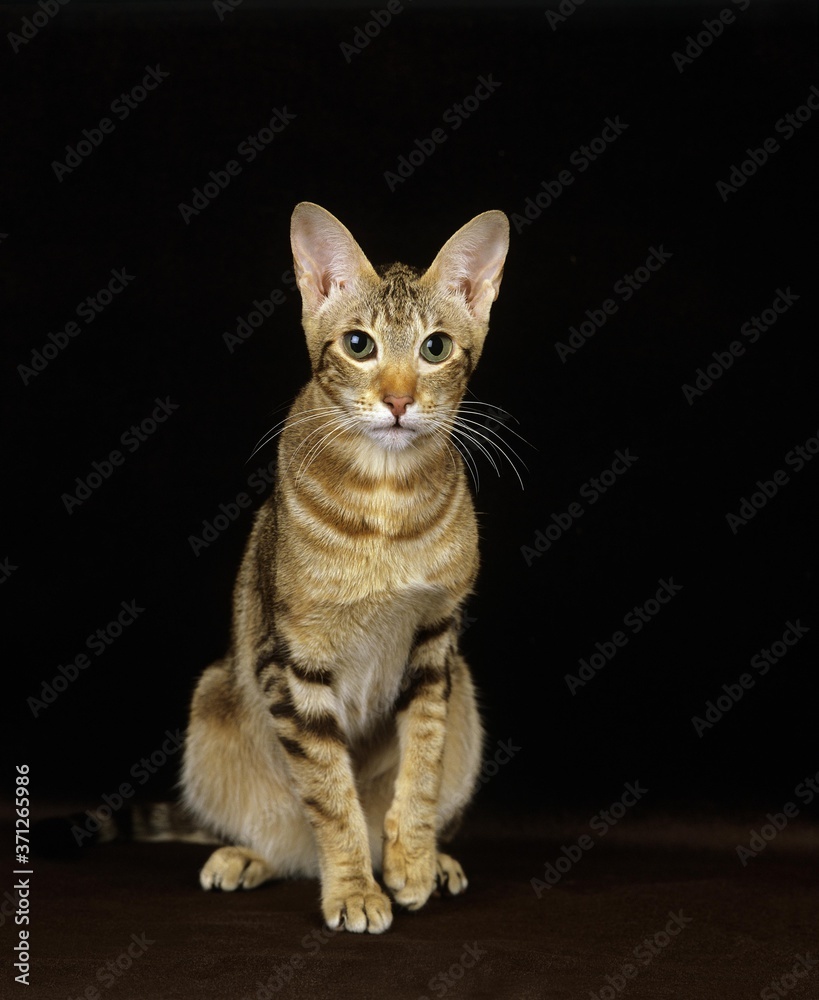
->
[8,818,819,1000]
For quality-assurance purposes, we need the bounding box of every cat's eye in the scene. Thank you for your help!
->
[420,333,453,364]
[342,331,376,360]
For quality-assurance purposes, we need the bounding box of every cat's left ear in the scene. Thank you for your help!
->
[422,211,509,324]
[290,202,379,318]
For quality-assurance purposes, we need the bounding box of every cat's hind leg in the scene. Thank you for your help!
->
[182,660,319,889]
[435,851,468,896]
[200,845,277,891]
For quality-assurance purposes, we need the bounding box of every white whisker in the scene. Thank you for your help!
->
[447,432,481,492]
[285,416,346,477]
[428,424,475,491]
[455,408,535,450]
[450,425,501,477]
[455,421,525,490]
[446,401,528,491]
[248,406,343,460]
[455,416,530,473]
[293,416,361,486]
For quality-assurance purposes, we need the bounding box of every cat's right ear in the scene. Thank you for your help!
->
[290,203,379,318]
[422,210,509,326]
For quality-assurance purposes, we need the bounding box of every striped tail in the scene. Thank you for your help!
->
[33,802,219,860]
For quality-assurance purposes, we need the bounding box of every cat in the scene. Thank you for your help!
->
[180,201,510,934]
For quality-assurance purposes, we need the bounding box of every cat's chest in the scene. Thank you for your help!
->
[280,476,478,608]
[330,585,445,739]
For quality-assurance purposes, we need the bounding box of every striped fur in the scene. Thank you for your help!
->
[181,203,509,933]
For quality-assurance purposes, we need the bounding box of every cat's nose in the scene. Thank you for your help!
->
[383,394,414,418]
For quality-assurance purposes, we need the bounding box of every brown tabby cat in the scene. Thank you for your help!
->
[180,202,510,933]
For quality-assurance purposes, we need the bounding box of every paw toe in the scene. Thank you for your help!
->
[436,852,468,896]
[200,847,272,892]
[324,884,393,934]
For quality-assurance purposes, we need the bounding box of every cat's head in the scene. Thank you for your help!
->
[290,202,509,455]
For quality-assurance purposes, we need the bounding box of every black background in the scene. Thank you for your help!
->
[5,0,817,820]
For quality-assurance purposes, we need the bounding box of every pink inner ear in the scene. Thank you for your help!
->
[426,213,508,317]
[449,276,474,301]
[314,268,331,296]
[292,206,377,307]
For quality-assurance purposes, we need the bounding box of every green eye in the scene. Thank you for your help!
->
[420,333,453,363]
[342,331,376,360]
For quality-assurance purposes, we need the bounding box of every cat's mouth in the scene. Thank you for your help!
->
[367,419,418,451]
[385,421,415,438]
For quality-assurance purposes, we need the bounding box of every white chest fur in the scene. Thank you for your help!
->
[331,584,446,741]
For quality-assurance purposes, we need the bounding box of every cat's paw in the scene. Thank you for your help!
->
[322,878,393,934]
[199,846,275,891]
[436,852,468,896]
[382,826,437,911]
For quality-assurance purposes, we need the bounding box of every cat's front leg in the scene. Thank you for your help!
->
[266,660,392,933]
[383,618,455,911]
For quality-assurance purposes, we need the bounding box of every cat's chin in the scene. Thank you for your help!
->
[366,425,418,453]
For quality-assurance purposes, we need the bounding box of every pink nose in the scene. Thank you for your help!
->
[383,394,414,418]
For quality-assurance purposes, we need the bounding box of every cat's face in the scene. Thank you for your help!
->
[302,263,491,454]
[290,204,509,455]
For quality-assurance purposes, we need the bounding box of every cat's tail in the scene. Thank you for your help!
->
[32,801,219,860]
